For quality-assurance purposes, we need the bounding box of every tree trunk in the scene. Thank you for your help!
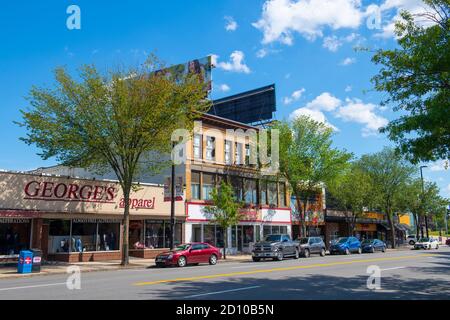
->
[414,213,419,238]
[121,187,131,266]
[223,227,227,260]
[386,212,396,249]
[295,197,304,238]
[302,198,308,237]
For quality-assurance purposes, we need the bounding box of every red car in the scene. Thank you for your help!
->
[154,242,221,267]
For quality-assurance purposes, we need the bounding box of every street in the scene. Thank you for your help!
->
[0,247,449,300]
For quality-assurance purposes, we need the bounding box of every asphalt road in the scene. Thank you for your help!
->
[0,247,449,300]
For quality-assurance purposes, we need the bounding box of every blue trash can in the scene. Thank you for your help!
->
[18,250,33,274]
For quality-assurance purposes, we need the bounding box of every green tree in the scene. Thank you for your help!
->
[397,178,423,238]
[203,181,244,259]
[273,116,352,237]
[327,161,374,236]
[371,0,450,163]
[359,148,415,248]
[17,57,210,265]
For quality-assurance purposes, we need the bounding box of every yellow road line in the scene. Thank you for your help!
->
[133,253,437,286]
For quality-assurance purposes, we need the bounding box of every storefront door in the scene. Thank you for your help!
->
[237,226,243,251]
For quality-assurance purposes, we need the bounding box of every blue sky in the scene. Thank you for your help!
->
[0,0,449,198]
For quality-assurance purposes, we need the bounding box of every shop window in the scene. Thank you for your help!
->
[267,182,278,207]
[0,220,31,256]
[202,173,215,200]
[71,222,97,252]
[98,223,119,251]
[280,226,288,234]
[260,180,267,205]
[191,171,200,200]
[263,225,271,237]
[244,179,257,204]
[231,226,237,248]
[272,226,281,234]
[145,222,164,248]
[215,226,224,248]
[193,134,202,159]
[129,221,144,249]
[279,183,286,207]
[47,220,71,254]
[255,225,261,242]
[205,136,216,161]
[193,224,202,242]
[204,225,215,245]
[243,226,254,245]
[224,140,232,165]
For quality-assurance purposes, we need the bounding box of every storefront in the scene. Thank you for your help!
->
[0,171,184,263]
[185,202,292,254]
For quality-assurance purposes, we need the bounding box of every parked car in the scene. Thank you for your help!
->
[297,237,326,257]
[414,237,439,250]
[252,234,299,262]
[406,235,417,245]
[361,239,386,253]
[329,237,362,255]
[446,238,450,246]
[155,243,221,267]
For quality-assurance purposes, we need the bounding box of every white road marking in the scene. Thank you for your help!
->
[0,282,67,291]
[184,285,261,298]
[380,266,407,271]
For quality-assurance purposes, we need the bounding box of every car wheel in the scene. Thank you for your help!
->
[294,249,300,259]
[371,247,375,253]
[381,246,386,253]
[177,256,187,267]
[409,240,415,245]
[357,247,362,254]
[276,251,284,261]
[303,249,310,258]
[209,254,218,265]
[252,257,260,262]
[436,245,439,250]
[345,248,350,255]
[320,248,326,257]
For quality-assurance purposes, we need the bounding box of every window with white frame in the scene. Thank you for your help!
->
[235,142,242,165]
[224,140,232,165]
[205,136,216,161]
[193,134,202,159]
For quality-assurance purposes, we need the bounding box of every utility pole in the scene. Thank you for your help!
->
[169,141,176,250]
[420,165,428,238]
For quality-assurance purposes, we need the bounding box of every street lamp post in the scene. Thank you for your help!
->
[420,166,428,238]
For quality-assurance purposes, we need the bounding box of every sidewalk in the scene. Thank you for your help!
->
[0,254,253,280]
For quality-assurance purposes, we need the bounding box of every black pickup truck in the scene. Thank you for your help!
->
[252,234,300,262]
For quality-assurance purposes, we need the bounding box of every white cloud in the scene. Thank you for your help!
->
[375,0,436,39]
[256,48,268,58]
[290,107,339,131]
[322,36,342,52]
[335,98,388,137]
[216,84,231,93]
[253,0,364,45]
[429,160,449,172]
[283,88,306,105]
[212,51,251,74]
[305,92,341,111]
[345,85,352,92]
[224,16,238,31]
[340,57,356,66]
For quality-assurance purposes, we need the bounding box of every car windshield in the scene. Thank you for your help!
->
[265,235,282,242]
[419,238,429,242]
[362,240,374,245]
[299,238,309,244]
[337,237,349,244]
[173,244,191,251]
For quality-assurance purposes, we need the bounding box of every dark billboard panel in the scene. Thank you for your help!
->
[209,84,276,124]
